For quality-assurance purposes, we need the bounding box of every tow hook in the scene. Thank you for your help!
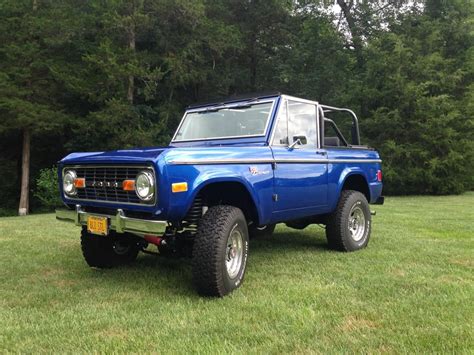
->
[370,210,376,216]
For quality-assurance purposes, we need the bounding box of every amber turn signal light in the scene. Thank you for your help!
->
[73,178,85,188]
[122,179,136,191]
[172,182,188,193]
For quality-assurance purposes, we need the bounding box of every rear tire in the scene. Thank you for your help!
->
[81,228,140,268]
[326,190,371,252]
[192,205,249,297]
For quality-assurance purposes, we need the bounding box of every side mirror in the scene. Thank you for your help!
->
[288,135,307,149]
[293,135,307,145]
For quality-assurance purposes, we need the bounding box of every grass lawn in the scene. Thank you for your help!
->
[0,194,473,353]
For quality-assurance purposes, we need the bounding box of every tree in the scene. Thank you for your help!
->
[0,0,72,215]
[218,0,293,92]
[362,0,473,194]
[275,5,353,104]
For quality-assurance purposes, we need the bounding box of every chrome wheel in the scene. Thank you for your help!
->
[225,225,244,279]
[348,205,366,242]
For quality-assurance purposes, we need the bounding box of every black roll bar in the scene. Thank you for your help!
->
[319,105,361,146]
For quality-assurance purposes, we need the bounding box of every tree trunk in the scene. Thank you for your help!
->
[337,0,368,118]
[127,25,135,104]
[18,128,31,216]
[337,0,364,69]
[18,0,37,216]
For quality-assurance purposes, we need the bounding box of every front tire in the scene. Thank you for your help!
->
[192,205,249,297]
[81,229,140,268]
[326,190,371,252]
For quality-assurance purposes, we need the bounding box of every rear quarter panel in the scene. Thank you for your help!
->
[326,148,383,211]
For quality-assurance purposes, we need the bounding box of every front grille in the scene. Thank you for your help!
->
[64,165,155,205]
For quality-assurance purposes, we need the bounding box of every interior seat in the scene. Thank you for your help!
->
[324,136,340,147]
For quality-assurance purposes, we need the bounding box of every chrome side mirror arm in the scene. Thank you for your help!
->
[288,139,301,150]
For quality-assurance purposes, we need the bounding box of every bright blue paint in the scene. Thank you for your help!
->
[162,146,275,223]
[270,146,328,221]
[58,94,383,227]
[326,148,382,207]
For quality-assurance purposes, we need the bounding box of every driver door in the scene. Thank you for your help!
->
[270,97,328,219]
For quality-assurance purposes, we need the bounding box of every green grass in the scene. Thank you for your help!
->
[1,194,473,353]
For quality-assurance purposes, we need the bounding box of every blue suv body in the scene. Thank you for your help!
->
[56,93,383,297]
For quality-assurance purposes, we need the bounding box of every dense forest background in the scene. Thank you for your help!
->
[0,0,472,215]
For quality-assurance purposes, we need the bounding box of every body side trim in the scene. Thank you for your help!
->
[168,158,382,165]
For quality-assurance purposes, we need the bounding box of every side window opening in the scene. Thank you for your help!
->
[321,107,362,148]
[288,101,317,148]
[273,99,318,148]
[324,118,349,147]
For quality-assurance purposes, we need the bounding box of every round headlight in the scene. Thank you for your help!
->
[135,171,155,201]
[63,170,77,196]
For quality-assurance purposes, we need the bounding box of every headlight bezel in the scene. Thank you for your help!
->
[135,170,155,201]
[63,170,77,196]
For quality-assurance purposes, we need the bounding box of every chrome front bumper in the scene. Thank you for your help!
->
[55,205,168,235]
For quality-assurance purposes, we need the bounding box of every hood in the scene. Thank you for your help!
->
[161,145,273,164]
[60,144,274,166]
[60,146,170,165]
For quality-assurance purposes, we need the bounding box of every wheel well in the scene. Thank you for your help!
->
[342,174,370,201]
[197,182,259,225]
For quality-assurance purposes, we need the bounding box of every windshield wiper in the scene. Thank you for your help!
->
[198,103,251,114]
[230,104,251,109]
[198,107,220,113]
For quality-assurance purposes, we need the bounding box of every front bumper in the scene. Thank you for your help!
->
[56,205,168,235]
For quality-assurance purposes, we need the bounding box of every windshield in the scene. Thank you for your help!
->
[173,101,274,141]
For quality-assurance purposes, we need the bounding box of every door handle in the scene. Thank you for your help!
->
[316,151,326,156]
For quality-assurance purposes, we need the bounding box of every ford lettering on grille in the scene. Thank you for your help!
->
[89,181,120,188]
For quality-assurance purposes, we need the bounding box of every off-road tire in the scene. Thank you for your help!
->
[192,205,249,297]
[249,224,276,239]
[81,228,140,268]
[326,190,371,252]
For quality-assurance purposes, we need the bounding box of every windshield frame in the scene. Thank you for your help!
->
[171,99,277,143]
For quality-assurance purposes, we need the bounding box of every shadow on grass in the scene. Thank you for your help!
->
[252,228,329,253]
[66,228,330,297]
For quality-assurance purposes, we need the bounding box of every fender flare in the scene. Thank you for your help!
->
[185,176,263,224]
[334,168,370,209]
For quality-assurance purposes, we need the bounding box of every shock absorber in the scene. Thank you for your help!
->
[183,196,204,232]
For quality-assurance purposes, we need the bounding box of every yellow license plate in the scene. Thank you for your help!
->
[87,216,108,236]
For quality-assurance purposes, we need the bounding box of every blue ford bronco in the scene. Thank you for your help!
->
[56,93,384,297]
